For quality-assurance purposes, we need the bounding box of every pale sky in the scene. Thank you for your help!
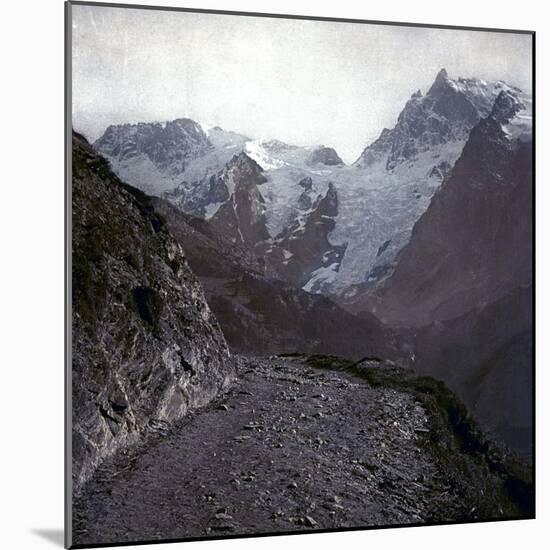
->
[71,4,532,163]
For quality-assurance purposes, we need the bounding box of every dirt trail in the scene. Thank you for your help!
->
[72,356,509,546]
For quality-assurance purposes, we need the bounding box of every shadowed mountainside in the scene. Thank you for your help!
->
[72,132,233,492]
[345,90,533,457]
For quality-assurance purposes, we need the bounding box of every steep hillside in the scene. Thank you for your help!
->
[72,132,233,492]
[413,288,532,457]
[347,90,533,456]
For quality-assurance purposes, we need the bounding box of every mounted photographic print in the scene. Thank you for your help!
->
[65,1,535,547]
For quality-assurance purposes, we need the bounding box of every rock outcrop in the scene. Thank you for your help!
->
[307,146,344,166]
[72,132,233,493]
[209,153,269,248]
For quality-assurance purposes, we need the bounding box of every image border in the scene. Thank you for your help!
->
[64,2,536,547]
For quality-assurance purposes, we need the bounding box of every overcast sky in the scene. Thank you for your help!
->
[71,5,532,163]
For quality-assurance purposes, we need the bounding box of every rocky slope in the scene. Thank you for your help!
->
[72,355,533,546]
[342,89,533,456]
[259,182,346,288]
[152,198,397,360]
[72,132,233,493]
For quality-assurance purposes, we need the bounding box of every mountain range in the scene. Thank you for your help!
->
[94,69,529,295]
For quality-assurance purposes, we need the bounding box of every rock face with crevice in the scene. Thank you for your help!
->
[71,131,233,493]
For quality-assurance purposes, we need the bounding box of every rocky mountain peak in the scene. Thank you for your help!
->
[490,89,525,124]
[308,146,344,166]
[221,152,267,195]
[427,68,450,93]
[93,117,212,193]
[209,152,269,248]
[226,151,265,176]
[354,70,517,171]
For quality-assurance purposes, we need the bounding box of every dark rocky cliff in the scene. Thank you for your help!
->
[72,132,233,493]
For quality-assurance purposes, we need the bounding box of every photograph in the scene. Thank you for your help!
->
[66,1,534,547]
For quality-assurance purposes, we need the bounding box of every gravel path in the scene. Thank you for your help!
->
[72,356,489,545]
